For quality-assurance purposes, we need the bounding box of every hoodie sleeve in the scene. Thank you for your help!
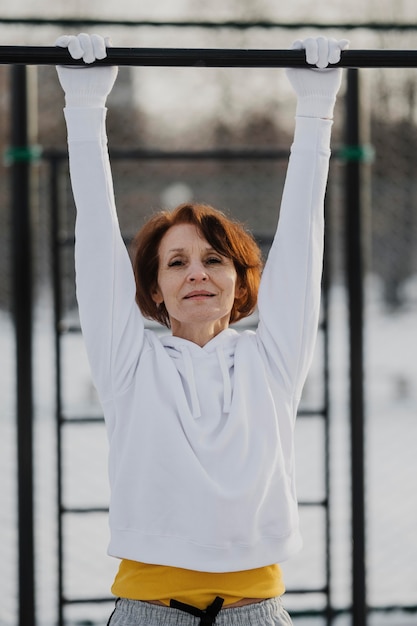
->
[256,116,332,404]
[64,107,145,402]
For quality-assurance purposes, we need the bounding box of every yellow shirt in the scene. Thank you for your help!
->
[111,560,285,609]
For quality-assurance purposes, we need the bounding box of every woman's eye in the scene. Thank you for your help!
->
[206,257,222,265]
[168,259,184,267]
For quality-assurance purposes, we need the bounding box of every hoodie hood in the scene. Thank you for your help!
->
[160,329,239,419]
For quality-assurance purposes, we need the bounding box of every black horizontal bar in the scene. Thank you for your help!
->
[60,415,104,424]
[297,407,326,417]
[2,46,417,68]
[113,148,291,160]
[1,17,417,31]
[44,147,290,161]
[298,499,328,507]
[63,596,114,605]
[61,506,108,514]
[285,586,328,595]
[42,144,364,164]
[369,604,417,614]
[43,145,365,167]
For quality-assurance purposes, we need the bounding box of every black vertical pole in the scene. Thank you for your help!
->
[323,192,333,625]
[10,64,36,626]
[49,157,65,626]
[345,69,367,625]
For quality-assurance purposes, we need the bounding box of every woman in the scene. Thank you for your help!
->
[56,33,348,626]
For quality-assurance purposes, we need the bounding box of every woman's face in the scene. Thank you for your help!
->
[152,223,243,345]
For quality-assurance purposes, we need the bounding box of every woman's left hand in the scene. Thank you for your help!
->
[286,37,350,119]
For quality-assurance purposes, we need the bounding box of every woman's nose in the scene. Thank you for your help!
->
[187,262,208,281]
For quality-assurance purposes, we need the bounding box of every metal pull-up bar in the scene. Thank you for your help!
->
[1,45,417,67]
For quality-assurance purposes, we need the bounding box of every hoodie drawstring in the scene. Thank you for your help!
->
[181,346,202,419]
[216,345,232,414]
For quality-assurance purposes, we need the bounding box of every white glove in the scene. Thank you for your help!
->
[286,37,350,119]
[55,33,118,108]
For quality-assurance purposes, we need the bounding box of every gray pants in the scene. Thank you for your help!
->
[107,597,293,626]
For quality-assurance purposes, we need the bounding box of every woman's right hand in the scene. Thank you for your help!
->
[55,33,118,108]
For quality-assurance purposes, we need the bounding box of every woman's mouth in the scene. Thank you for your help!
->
[183,291,215,300]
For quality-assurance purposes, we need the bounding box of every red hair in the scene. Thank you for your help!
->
[131,203,263,328]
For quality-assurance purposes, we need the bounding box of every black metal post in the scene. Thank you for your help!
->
[345,69,367,626]
[322,191,333,626]
[10,65,36,626]
[48,157,64,626]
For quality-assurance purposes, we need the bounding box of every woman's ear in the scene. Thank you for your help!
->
[234,281,246,300]
[151,285,164,305]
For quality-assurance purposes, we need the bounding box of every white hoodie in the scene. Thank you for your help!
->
[64,107,332,572]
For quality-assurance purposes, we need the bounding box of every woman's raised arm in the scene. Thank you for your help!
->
[56,34,145,402]
[257,37,348,405]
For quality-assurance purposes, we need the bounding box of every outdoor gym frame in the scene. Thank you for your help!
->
[6,45,416,626]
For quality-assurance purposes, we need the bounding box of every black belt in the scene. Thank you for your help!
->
[170,596,224,626]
